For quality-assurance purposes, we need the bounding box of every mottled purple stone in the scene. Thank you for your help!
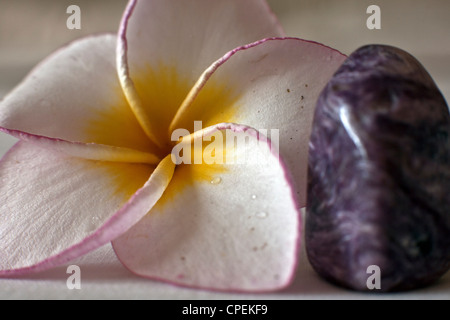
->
[306,45,450,292]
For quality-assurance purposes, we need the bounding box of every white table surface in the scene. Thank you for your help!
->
[0,0,449,300]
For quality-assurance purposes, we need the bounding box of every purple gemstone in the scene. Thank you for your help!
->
[306,45,450,292]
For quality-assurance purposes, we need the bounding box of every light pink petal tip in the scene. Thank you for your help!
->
[113,123,300,292]
[0,142,175,276]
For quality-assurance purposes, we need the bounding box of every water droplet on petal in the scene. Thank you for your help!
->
[255,212,268,219]
[91,216,100,224]
[210,177,222,185]
[89,216,101,232]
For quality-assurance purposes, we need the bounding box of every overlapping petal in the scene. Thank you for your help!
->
[170,38,347,206]
[0,34,156,154]
[117,0,285,146]
[113,124,299,292]
[0,142,175,275]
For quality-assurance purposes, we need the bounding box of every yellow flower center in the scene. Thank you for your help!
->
[85,65,241,204]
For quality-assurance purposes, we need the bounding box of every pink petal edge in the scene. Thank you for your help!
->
[0,127,159,164]
[0,146,175,277]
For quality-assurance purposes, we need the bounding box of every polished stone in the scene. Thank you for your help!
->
[306,45,450,292]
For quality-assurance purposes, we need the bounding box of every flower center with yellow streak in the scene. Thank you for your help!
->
[86,65,241,203]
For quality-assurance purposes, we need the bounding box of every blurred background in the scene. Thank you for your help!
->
[0,0,449,151]
[1,0,449,95]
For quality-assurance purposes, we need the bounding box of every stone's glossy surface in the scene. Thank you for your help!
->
[306,45,450,292]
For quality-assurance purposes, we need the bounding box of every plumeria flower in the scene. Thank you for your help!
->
[0,0,345,292]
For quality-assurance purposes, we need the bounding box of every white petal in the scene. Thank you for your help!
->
[0,142,175,275]
[0,34,154,153]
[171,38,347,206]
[117,0,284,144]
[113,123,300,292]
